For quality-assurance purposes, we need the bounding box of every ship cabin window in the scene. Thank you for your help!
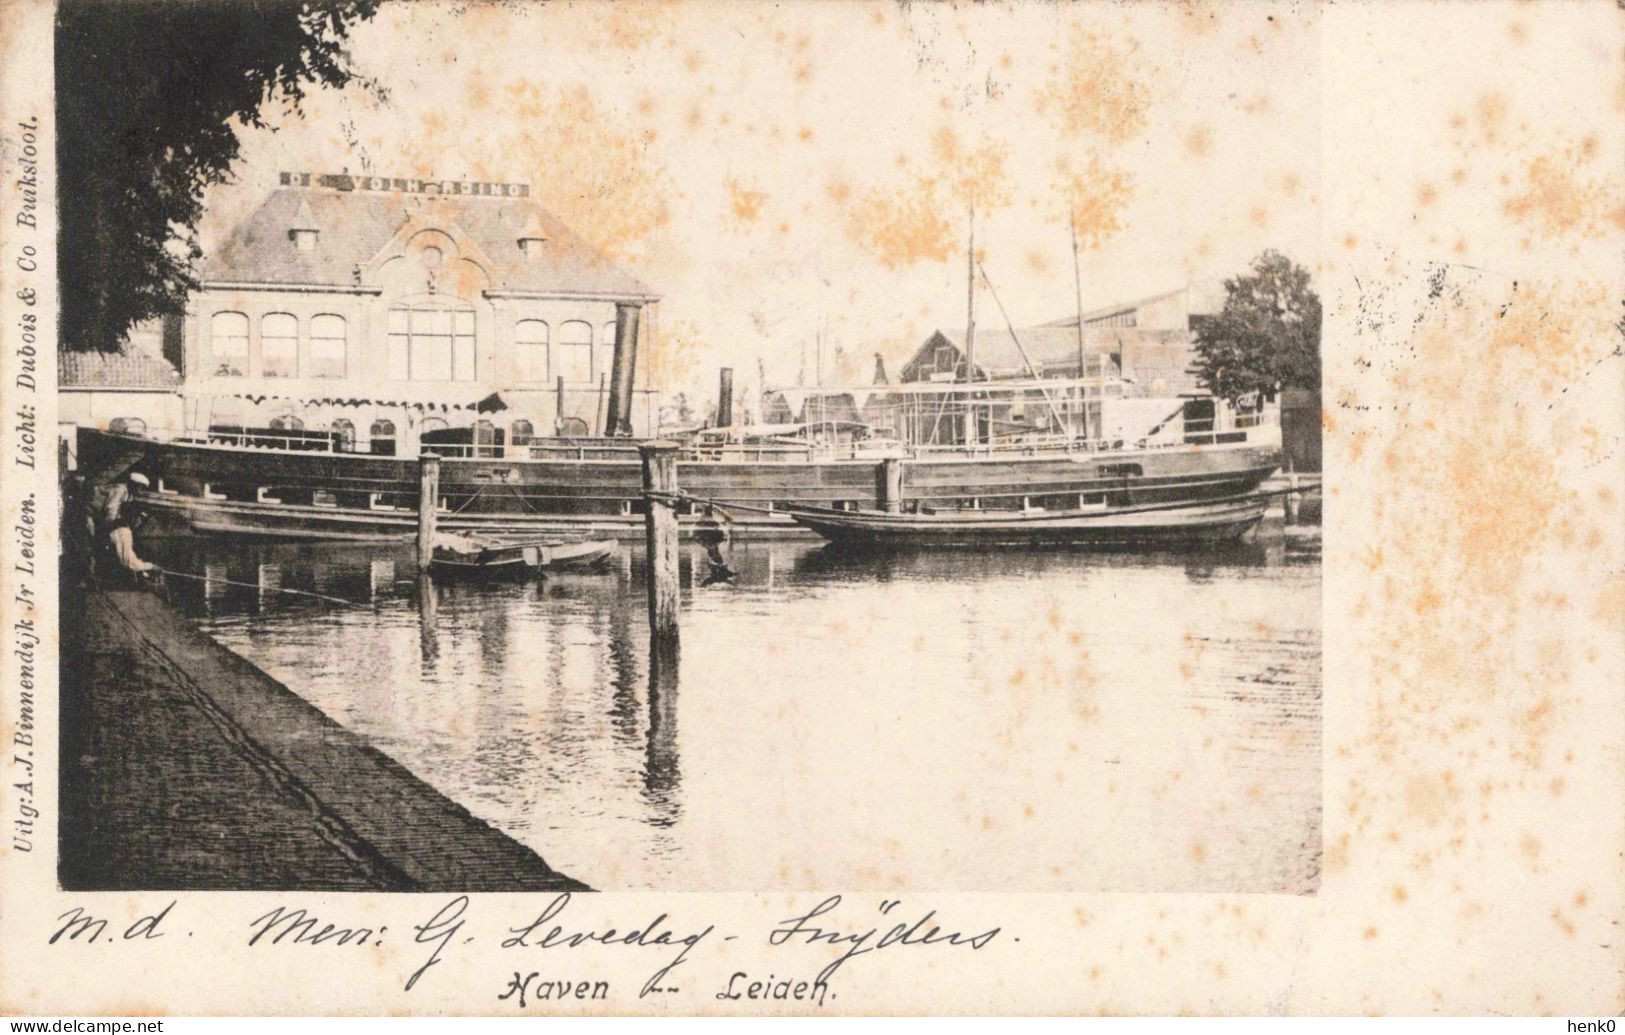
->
[310,314,347,378]
[510,419,534,446]
[557,320,593,383]
[108,417,146,436]
[210,311,249,377]
[515,319,549,382]
[387,304,476,381]
[269,414,304,431]
[473,419,500,458]
[261,313,298,378]
[209,400,246,430]
[331,418,356,452]
[369,419,396,456]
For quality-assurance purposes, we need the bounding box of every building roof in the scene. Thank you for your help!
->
[905,326,1193,379]
[59,349,182,390]
[1043,283,1227,327]
[203,186,657,301]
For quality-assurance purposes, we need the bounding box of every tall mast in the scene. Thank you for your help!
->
[1070,204,1088,441]
[964,203,977,444]
[964,203,977,382]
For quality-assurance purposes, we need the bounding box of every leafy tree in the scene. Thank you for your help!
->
[1190,250,1321,402]
[57,0,380,353]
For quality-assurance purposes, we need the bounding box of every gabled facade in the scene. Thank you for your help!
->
[174,173,662,451]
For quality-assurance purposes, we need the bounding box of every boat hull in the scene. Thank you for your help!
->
[787,495,1269,548]
[76,428,1281,542]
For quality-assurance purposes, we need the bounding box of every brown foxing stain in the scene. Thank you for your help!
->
[1056,155,1134,251]
[492,81,671,263]
[1034,26,1150,145]
[595,0,680,52]
[1500,140,1623,239]
[1172,0,1221,37]
[1184,124,1212,158]
[724,179,767,229]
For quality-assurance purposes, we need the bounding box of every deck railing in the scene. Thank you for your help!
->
[92,408,1277,465]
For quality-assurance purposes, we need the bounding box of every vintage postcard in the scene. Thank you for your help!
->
[1,0,1620,1018]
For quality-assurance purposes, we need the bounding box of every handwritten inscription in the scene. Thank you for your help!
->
[42,895,1004,1009]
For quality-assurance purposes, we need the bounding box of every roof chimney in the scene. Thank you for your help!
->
[517,213,549,261]
[289,197,319,252]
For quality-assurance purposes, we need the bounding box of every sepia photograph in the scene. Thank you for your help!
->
[52,0,1322,897]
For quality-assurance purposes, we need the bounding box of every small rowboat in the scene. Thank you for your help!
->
[429,533,617,578]
[783,492,1273,549]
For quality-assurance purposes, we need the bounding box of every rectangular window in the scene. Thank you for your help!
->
[387,308,409,380]
[409,309,454,380]
[453,309,476,381]
[388,306,475,381]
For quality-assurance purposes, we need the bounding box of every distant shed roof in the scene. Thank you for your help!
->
[904,326,1193,380]
[60,350,182,390]
[204,186,657,301]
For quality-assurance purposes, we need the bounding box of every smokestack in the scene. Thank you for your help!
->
[717,367,734,428]
[605,301,642,436]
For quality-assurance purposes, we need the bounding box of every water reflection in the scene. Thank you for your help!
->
[644,638,681,826]
[416,573,437,667]
[148,518,1321,893]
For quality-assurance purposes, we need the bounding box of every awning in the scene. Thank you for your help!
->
[217,388,509,412]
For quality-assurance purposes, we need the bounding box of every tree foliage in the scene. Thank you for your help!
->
[57,0,380,352]
[1190,250,1321,401]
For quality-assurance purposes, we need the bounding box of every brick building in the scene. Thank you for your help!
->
[160,172,661,453]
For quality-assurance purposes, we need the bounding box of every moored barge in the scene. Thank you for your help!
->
[76,381,1282,542]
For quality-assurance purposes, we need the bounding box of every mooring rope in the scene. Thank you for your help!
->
[154,567,375,609]
[641,490,780,516]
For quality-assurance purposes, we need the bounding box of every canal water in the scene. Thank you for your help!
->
[150,518,1322,894]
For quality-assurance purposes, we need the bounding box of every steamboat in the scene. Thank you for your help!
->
[76,373,1282,543]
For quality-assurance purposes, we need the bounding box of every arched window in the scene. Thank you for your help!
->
[515,319,549,382]
[269,413,304,431]
[558,320,593,383]
[261,313,298,378]
[387,304,475,381]
[310,314,347,378]
[510,419,534,446]
[602,320,618,353]
[210,312,249,376]
[331,418,355,452]
[369,419,396,457]
[108,417,147,436]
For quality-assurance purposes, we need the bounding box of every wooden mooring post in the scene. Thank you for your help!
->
[880,457,905,514]
[640,441,681,643]
[417,454,440,571]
